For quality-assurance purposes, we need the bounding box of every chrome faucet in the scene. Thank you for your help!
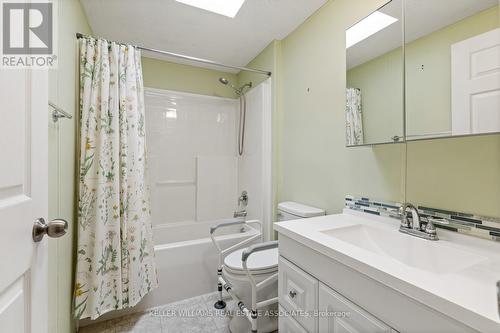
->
[233,191,248,218]
[234,210,247,218]
[399,203,438,241]
[401,203,419,229]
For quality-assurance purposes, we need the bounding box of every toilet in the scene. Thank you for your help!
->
[223,201,325,333]
[277,201,326,222]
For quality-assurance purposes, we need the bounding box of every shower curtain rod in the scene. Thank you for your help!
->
[76,33,272,76]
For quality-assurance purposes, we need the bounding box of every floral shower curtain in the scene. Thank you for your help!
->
[74,37,157,320]
[346,88,364,146]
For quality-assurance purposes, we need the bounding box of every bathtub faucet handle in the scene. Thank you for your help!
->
[234,191,248,218]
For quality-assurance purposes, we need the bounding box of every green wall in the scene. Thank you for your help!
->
[142,57,238,98]
[237,41,279,88]
[407,135,500,217]
[48,0,92,333]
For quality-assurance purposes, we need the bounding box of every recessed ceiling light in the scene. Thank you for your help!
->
[175,0,246,18]
[346,11,398,48]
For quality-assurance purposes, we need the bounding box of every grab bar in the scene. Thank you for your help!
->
[242,240,280,328]
[210,219,262,255]
[210,218,263,312]
[242,241,279,262]
[210,218,246,234]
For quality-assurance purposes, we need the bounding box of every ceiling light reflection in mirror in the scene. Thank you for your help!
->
[346,11,398,48]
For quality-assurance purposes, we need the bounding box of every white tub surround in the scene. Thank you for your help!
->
[145,81,272,238]
[274,209,500,333]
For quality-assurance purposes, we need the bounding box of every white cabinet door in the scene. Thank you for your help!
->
[0,55,48,332]
[279,306,309,333]
[452,28,500,135]
[318,283,392,333]
[279,256,319,333]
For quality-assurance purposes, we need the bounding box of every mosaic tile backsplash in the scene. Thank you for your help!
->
[345,195,500,243]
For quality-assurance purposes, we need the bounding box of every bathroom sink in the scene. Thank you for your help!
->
[321,224,486,274]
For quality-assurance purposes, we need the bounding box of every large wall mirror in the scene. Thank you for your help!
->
[405,0,500,140]
[345,0,404,147]
[346,0,500,146]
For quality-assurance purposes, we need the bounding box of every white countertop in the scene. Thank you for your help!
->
[274,209,500,332]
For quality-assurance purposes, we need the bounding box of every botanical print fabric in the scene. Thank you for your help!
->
[346,88,364,146]
[75,37,158,320]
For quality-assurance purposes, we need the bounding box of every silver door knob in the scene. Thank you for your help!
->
[32,218,68,242]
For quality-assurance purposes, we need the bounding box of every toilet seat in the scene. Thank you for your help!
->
[224,247,278,275]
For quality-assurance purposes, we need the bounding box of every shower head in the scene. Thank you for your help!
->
[218,77,252,96]
[219,77,237,92]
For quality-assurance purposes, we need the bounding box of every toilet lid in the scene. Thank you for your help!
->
[224,247,278,273]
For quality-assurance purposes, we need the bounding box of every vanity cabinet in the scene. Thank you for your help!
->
[277,234,478,333]
[278,256,395,333]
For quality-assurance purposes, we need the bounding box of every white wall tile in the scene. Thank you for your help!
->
[196,156,238,221]
[145,89,238,225]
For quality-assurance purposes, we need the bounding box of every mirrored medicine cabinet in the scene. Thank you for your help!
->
[345,0,500,147]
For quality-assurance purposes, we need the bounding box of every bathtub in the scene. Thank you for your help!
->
[79,218,260,327]
[141,218,261,308]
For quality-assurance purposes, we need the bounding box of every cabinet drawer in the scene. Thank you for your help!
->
[279,256,318,332]
[279,306,309,333]
[319,282,393,333]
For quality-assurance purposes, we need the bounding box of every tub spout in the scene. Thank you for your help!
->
[234,210,247,218]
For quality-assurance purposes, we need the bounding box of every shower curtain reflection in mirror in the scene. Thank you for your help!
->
[346,88,364,146]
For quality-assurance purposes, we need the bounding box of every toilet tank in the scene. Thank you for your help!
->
[277,201,325,221]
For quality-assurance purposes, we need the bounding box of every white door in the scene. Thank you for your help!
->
[451,28,500,136]
[0,66,48,331]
